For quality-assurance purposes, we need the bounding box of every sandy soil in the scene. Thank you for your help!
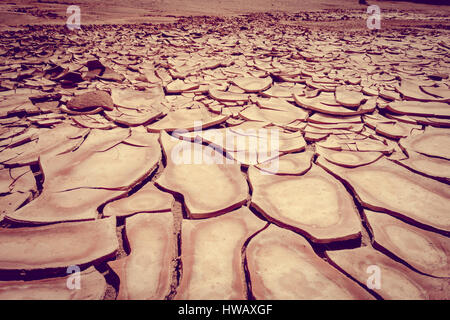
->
[0,0,449,30]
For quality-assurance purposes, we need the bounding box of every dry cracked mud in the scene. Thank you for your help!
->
[0,7,449,300]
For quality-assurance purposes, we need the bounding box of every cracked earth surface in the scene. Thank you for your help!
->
[0,11,449,300]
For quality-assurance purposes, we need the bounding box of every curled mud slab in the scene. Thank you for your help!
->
[365,210,450,278]
[0,218,118,270]
[255,150,314,175]
[386,101,450,118]
[110,87,165,109]
[156,131,248,218]
[326,246,450,300]
[6,187,125,224]
[66,91,114,112]
[0,192,31,222]
[0,267,106,300]
[317,156,450,233]
[40,130,161,191]
[246,225,374,300]
[208,88,249,103]
[335,87,365,108]
[400,127,450,160]
[108,212,175,300]
[294,94,376,116]
[315,145,383,168]
[249,165,362,243]
[0,9,449,299]
[1,124,86,166]
[147,108,228,132]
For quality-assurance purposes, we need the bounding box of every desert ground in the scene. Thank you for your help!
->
[0,0,449,300]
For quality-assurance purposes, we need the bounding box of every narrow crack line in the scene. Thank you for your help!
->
[241,222,270,300]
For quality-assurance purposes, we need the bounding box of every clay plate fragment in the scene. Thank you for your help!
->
[103,183,173,218]
[315,145,383,168]
[40,130,161,191]
[6,187,124,224]
[67,91,114,112]
[249,164,361,243]
[108,212,175,300]
[147,109,228,132]
[176,207,266,299]
[246,225,373,299]
[317,156,450,232]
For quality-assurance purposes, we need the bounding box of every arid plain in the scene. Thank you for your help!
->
[0,0,449,300]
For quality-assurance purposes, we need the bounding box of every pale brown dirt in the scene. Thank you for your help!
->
[0,0,449,301]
